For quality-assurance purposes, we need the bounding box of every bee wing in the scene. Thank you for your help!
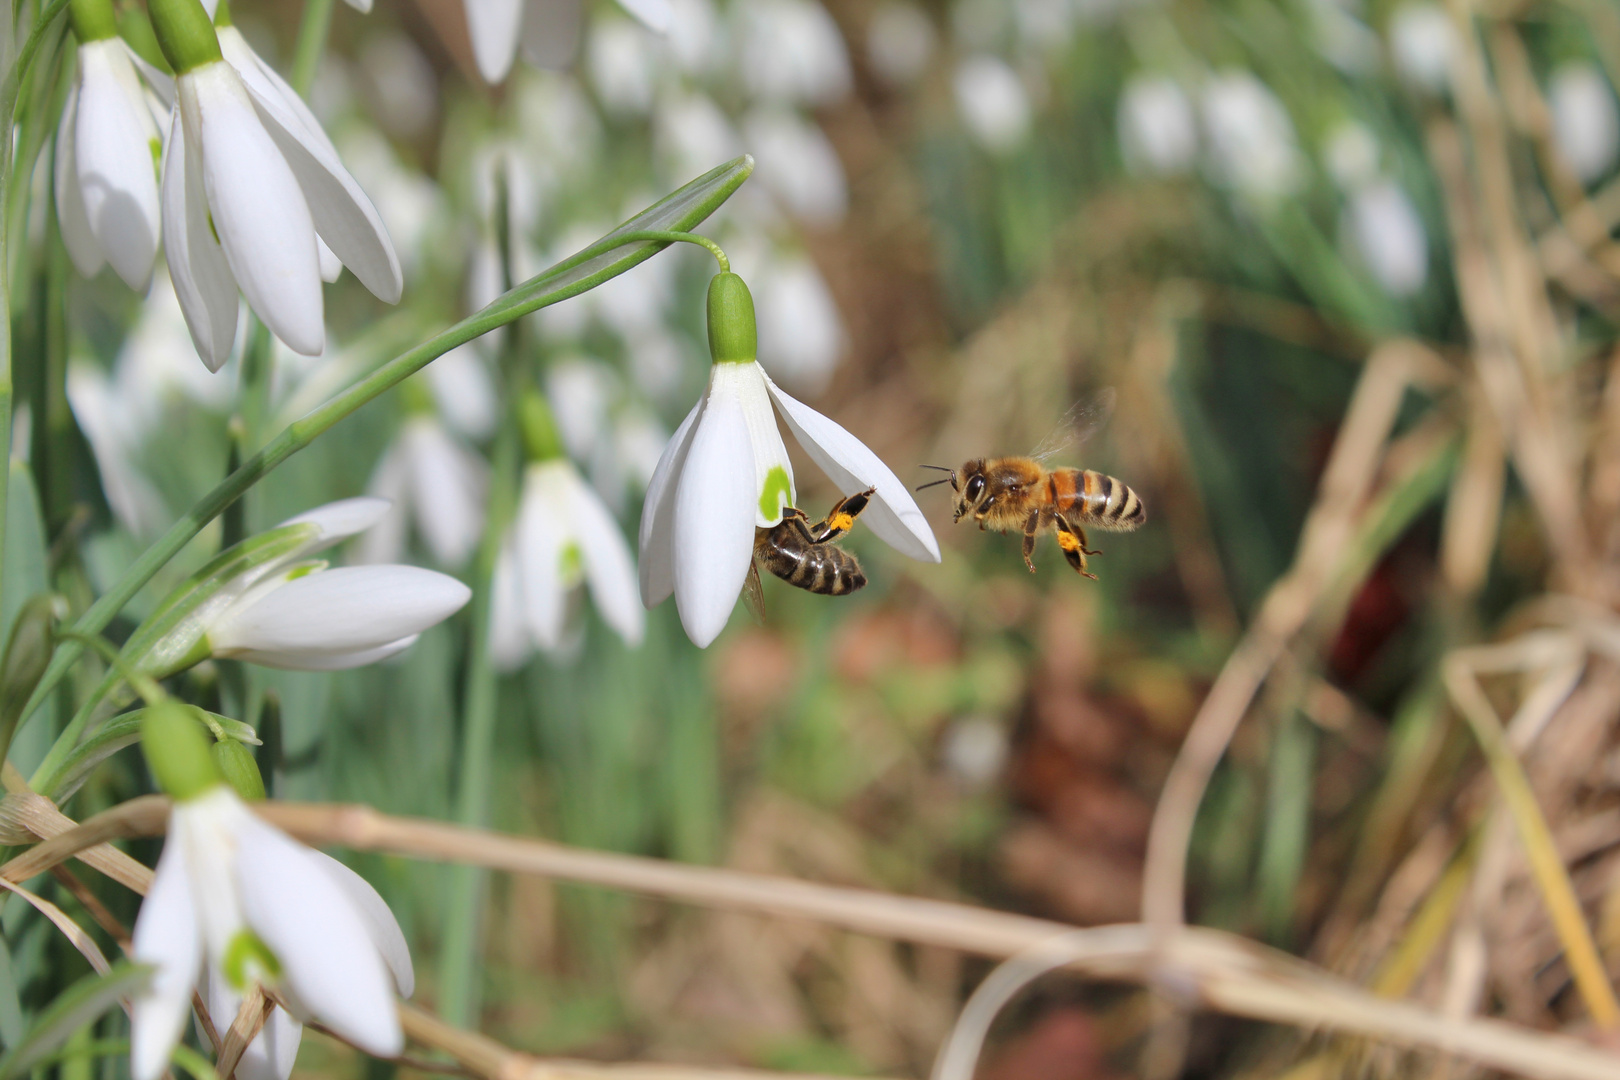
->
[1030,388,1117,462]
[743,558,767,625]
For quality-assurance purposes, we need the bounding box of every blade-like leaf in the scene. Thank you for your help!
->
[0,963,151,1080]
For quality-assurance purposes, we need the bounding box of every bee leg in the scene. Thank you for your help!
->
[1077,524,1102,557]
[1021,511,1040,573]
[778,507,821,545]
[810,487,876,543]
[1054,515,1098,580]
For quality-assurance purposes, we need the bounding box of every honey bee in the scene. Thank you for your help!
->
[744,488,875,618]
[918,393,1145,579]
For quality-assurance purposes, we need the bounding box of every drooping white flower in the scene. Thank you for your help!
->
[1118,74,1196,177]
[159,20,401,370]
[131,716,412,1080]
[753,252,844,397]
[866,0,935,87]
[742,108,848,226]
[954,55,1032,155]
[664,0,724,75]
[1306,0,1380,75]
[56,35,168,290]
[1201,70,1302,199]
[356,31,439,140]
[641,274,938,647]
[1388,3,1453,95]
[1345,179,1428,296]
[490,458,644,667]
[738,0,853,107]
[426,343,499,440]
[67,363,170,538]
[1548,62,1620,184]
[358,414,489,568]
[464,0,674,85]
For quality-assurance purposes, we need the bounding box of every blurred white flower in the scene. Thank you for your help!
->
[335,128,444,282]
[546,357,619,462]
[743,108,848,226]
[1118,74,1196,176]
[465,0,673,85]
[866,1,935,87]
[664,0,724,74]
[67,363,170,538]
[512,71,603,171]
[1201,70,1301,199]
[1388,3,1453,95]
[56,37,167,290]
[465,147,543,351]
[754,253,844,397]
[1307,0,1380,74]
[1014,0,1076,52]
[654,90,744,185]
[738,0,853,107]
[586,16,659,116]
[359,414,489,568]
[611,407,670,496]
[941,715,1008,788]
[490,458,643,667]
[1323,120,1380,190]
[954,54,1032,155]
[626,325,690,405]
[1549,62,1620,184]
[1345,179,1427,296]
[427,344,499,440]
[587,210,678,331]
[118,272,240,422]
[356,31,439,140]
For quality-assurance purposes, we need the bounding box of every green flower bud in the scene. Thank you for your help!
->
[212,738,265,802]
[69,0,119,43]
[147,0,222,74]
[518,391,564,461]
[141,701,223,802]
[706,272,757,365]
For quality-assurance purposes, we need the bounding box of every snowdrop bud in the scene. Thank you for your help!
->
[1389,3,1452,95]
[708,272,758,364]
[1118,74,1196,176]
[867,1,935,87]
[212,738,265,801]
[1548,62,1620,184]
[142,701,223,802]
[519,391,566,461]
[1324,121,1380,190]
[954,55,1032,155]
[1346,179,1428,296]
[148,0,222,72]
[1201,70,1302,199]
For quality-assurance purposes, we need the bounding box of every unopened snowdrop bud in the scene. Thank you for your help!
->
[641,273,938,647]
[1345,179,1428,296]
[56,0,167,290]
[1548,62,1620,184]
[1388,3,1453,95]
[141,701,223,802]
[1118,74,1196,176]
[1201,70,1302,199]
[954,55,1032,155]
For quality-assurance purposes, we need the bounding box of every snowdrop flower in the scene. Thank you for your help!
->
[490,394,642,666]
[954,55,1032,155]
[356,31,439,140]
[1306,0,1380,75]
[546,358,618,463]
[738,0,853,107]
[743,108,848,226]
[465,0,673,85]
[1388,3,1453,95]
[67,363,170,538]
[1548,63,1620,184]
[586,16,659,117]
[426,343,499,440]
[1344,179,1428,296]
[753,252,844,397]
[56,0,168,291]
[151,0,401,370]
[334,128,445,284]
[1323,121,1380,190]
[641,273,938,647]
[465,146,543,339]
[121,497,470,678]
[1118,74,1197,176]
[867,1,936,88]
[664,0,724,75]
[131,703,412,1080]
[358,394,489,568]
[1201,70,1302,199]
[654,91,744,186]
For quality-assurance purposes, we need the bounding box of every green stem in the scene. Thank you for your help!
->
[288,0,334,97]
[612,231,728,272]
[12,154,754,789]
[28,670,119,796]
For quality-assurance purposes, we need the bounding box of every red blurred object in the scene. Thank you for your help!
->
[980,1006,1119,1080]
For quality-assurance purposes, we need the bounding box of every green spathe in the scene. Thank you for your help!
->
[212,739,265,801]
[706,273,757,364]
[68,0,119,43]
[141,701,222,802]
[147,0,222,73]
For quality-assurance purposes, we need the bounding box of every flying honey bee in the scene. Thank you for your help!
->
[744,488,875,618]
[917,392,1145,580]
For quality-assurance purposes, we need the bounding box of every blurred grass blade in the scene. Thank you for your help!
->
[0,595,57,771]
[0,962,149,1080]
[0,936,21,1050]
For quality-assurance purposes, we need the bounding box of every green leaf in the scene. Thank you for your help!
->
[0,962,151,1080]
[48,705,259,803]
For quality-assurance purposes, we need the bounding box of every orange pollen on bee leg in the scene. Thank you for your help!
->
[1057,531,1081,552]
[829,513,855,532]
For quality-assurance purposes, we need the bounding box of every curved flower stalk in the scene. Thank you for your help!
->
[150,0,401,370]
[359,389,490,568]
[133,704,412,1080]
[490,394,642,667]
[640,272,938,647]
[56,0,170,291]
[466,0,674,85]
[120,497,470,678]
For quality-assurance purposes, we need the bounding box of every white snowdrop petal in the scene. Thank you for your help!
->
[75,41,161,291]
[55,84,106,279]
[236,635,420,671]
[467,0,525,83]
[954,55,1031,155]
[515,465,572,651]
[518,0,584,69]
[489,542,530,671]
[615,0,673,33]
[211,565,470,658]
[764,378,940,562]
[344,0,374,10]
[186,64,324,357]
[356,446,411,566]
[233,816,403,1056]
[672,383,757,647]
[639,397,703,607]
[306,851,414,998]
[199,970,303,1080]
[713,362,795,528]
[317,237,343,283]
[130,837,203,1080]
[161,102,239,370]
[278,496,393,546]
[566,471,644,645]
[405,421,487,566]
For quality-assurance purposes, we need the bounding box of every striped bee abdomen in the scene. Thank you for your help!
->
[757,530,868,595]
[1069,469,1147,531]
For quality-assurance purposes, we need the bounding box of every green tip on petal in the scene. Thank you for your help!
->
[212,739,265,801]
[118,1,172,71]
[69,0,120,42]
[518,391,565,462]
[147,0,221,73]
[222,929,281,990]
[759,465,793,521]
[141,702,224,801]
[706,273,757,365]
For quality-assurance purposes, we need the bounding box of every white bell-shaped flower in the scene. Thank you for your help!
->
[742,107,848,226]
[157,6,401,370]
[1118,74,1197,177]
[1548,62,1620,184]
[465,0,673,85]
[753,251,844,398]
[1201,70,1302,199]
[954,55,1033,155]
[358,409,489,568]
[1388,3,1453,95]
[640,274,938,648]
[55,32,168,291]
[738,0,852,107]
[1344,179,1428,296]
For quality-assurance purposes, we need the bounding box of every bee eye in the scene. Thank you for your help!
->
[966,476,985,502]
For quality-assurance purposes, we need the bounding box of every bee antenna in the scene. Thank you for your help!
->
[915,478,953,491]
[918,464,954,472]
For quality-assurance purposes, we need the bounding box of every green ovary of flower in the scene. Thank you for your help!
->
[559,542,583,584]
[222,929,282,990]
[759,466,793,521]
